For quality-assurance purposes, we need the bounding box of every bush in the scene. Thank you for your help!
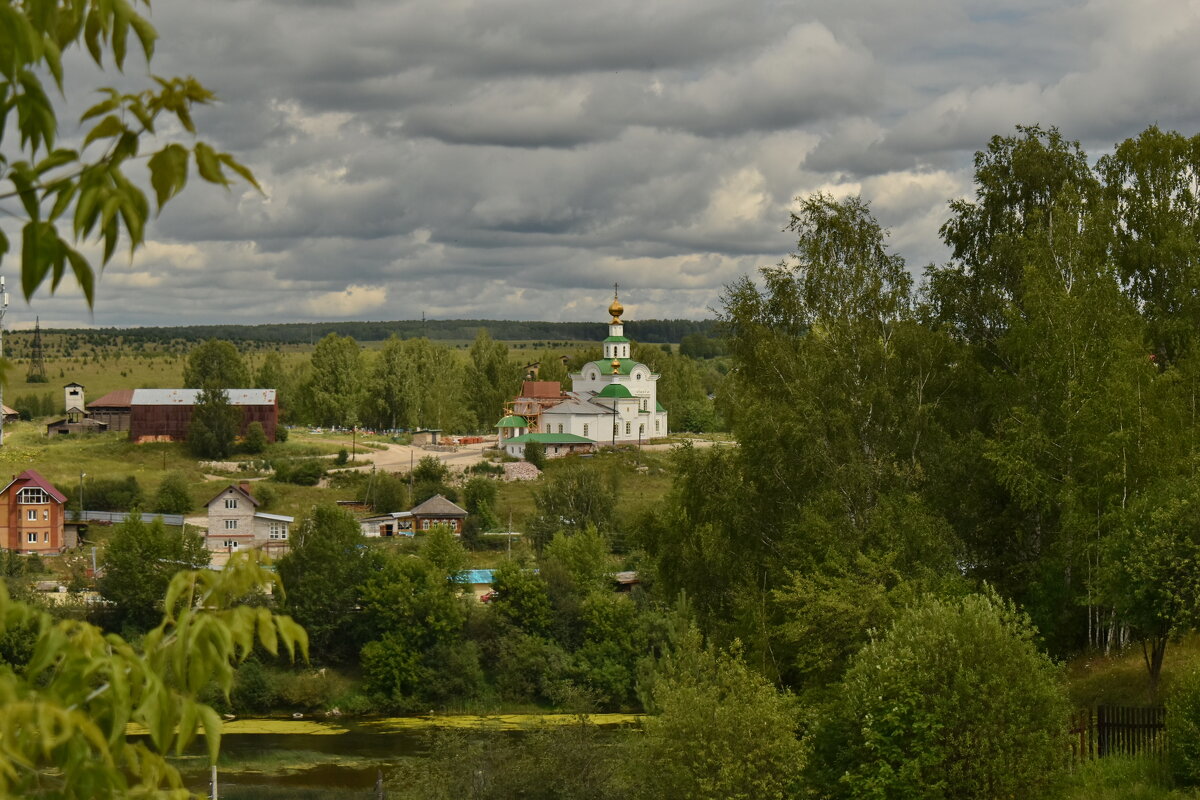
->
[810,592,1069,800]
[524,440,546,469]
[231,659,278,713]
[274,459,326,486]
[335,448,349,466]
[1168,666,1200,785]
[633,628,804,800]
[276,425,289,443]
[69,476,144,513]
[276,669,351,711]
[152,472,193,514]
[243,421,268,454]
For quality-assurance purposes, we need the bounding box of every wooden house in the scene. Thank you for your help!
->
[409,494,468,533]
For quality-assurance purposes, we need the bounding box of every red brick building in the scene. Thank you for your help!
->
[129,389,278,443]
[0,470,68,554]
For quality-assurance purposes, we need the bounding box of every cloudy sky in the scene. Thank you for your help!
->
[8,0,1200,328]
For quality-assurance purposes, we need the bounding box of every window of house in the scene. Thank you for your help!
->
[422,519,432,530]
[43,532,48,542]
[27,510,37,521]
[225,497,238,509]
[225,519,238,530]
[583,424,589,437]
[625,422,631,435]
[269,522,288,540]
[43,510,48,520]
[223,540,239,550]
[27,532,37,543]
[18,488,47,504]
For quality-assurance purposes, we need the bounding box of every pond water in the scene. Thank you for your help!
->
[149,714,639,798]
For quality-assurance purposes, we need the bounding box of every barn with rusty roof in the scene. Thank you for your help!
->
[129,389,278,443]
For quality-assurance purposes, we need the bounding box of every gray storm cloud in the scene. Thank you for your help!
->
[6,0,1200,328]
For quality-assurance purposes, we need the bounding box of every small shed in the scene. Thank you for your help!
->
[411,429,442,446]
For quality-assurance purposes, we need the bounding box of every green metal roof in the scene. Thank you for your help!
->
[505,432,595,445]
[595,383,635,399]
[588,358,638,376]
[656,401,666,412]
[603,335,630,343]
[495,414,528,428]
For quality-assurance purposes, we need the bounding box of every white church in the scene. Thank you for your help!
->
[497,289,668,458]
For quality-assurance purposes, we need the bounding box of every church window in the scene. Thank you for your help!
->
[639,424,645,436]
[613,423,619,435]
[656,420,660,432]
[583,424,589,437]
[558,424,563,433]
[625,422,631,435]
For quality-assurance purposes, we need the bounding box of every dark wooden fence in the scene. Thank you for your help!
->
[1071,705,1166,762]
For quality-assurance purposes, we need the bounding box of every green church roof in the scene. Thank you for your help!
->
[656,401,666,412]
[587,358,638,376]
[505,433,595,445]
[603,335,630,343]
[495,415,528,428]
[595,383,635,399]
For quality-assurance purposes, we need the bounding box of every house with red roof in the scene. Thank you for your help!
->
[0,470,68,554]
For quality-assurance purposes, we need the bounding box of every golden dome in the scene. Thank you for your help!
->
[611,358,621,374]
[608,297,624,324]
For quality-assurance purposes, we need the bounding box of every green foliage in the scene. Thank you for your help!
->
[243,420,268,454]
[535,349,569,386]
[0,0,258,305]
[363,335,471,432]
[489,559,553,636]
[151,471,193,514]
[364,470,408,512]
[1167,665,1200,786]
[467,328,523,431]
[99,513,210,632]
[275,424,289,443]
[273,458,326,486]
[811,592,1069,800]
[529,463,617,548]
[182,339,250,389]
[334,448,349,465]
[524,439,546,469]
[188,385,240,459]
[412,455,451,485]
[359,547,469,708]
[463,475,500,532]
[304,333,363,427]
[0,553,305,797]
[277,505,375,663]
[1101,483,1200,690]
[67,474,142,512]
[633,626,804,800]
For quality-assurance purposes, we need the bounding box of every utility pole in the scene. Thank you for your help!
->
[0,276,9,447]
